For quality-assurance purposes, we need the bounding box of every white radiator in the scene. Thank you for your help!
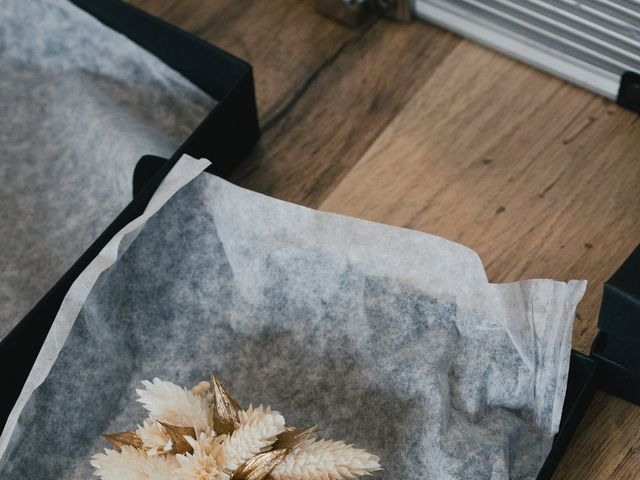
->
[413,0,640,99]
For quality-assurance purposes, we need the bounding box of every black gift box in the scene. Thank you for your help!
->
[130,167,640,480]
[0,0,259,430]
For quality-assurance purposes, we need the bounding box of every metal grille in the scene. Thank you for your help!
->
[414,0,640,98]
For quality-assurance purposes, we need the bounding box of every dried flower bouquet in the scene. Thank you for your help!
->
[92,374,381,480]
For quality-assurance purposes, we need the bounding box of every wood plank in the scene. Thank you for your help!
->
[229,19,461,207]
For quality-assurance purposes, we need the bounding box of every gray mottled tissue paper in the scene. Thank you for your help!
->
[0,0,213,338]
[0,156,586,479]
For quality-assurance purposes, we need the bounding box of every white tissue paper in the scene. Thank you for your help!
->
[0,0,213,338]
[0,155,585,479]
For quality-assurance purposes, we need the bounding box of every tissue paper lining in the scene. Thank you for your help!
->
[0,155,585,479]
[0,0,214,337]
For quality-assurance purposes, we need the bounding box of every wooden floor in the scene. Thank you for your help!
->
[129,1,640,477]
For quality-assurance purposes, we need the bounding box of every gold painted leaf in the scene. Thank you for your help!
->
[102,432,143,452]
[271,426,317,451]
[159,422,196,454]
[232,450,287,480]
[210,373,241,435]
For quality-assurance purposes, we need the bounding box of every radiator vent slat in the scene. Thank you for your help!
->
[459,0,639,71]
[511,0,640,53]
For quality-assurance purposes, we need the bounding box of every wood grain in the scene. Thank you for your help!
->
[127,1,640,477]
[128,0,357,124]
[231,19,461,207]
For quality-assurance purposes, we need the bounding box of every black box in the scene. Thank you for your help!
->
[591,244,640,406]
[0,0,259,429]
[131,161,639,480]
[538,245,640,479]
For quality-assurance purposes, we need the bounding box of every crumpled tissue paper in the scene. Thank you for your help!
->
[0,155,586,479]
[0,0,213,338]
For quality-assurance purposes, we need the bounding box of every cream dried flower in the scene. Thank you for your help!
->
[91,445,178,480]
[271,439,382,480]
[95,374,381,480]
[136,378,210,430]
[174,430,229,480]
[217,404,285,472]
[136,419,172,455]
